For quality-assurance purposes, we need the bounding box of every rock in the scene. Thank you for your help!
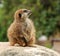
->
[0,42,60,56]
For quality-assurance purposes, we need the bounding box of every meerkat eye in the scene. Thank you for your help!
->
[19,13,21,17]
[23,10,28,12]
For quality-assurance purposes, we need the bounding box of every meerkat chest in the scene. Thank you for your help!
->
[23,19,32,31]
[18,19,32,33]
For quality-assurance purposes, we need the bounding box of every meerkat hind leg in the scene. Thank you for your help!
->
[27,37,36,47]
[9,37,17,46]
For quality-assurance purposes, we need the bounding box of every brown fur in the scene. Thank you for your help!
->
[7,9,36,46]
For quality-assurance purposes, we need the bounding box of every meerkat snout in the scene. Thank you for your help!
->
[22,9,32,18]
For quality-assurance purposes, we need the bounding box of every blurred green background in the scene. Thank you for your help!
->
[0,0,60,41]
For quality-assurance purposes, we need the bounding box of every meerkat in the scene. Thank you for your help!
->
[7,9,36,47]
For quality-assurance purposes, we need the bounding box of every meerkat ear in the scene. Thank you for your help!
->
[19,13,21,18]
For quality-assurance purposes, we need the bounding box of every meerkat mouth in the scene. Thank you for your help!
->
[28,11,32,16]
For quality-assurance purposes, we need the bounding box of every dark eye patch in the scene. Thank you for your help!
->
[23,10,28,12]
[19,13,21,17]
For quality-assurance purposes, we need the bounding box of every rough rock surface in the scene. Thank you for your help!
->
[0,42,60,56]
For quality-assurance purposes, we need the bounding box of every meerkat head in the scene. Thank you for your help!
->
[14,9,32,22]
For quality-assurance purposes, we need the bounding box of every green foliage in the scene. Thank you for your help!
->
[0,0,60,41]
